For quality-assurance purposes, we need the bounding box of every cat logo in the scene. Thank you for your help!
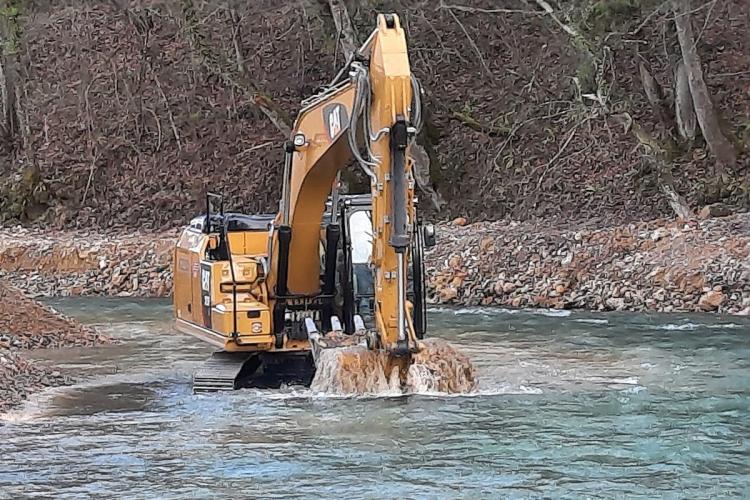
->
[201,268,210,292]
[323,103,349,140]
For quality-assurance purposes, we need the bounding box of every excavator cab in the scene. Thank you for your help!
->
[324,194,432,339]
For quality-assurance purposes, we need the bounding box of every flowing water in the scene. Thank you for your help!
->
[1,299,749,498]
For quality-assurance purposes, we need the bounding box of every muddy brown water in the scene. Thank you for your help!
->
[1,299,749,498]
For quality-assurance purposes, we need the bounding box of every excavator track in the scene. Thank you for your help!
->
[193,351,252,393]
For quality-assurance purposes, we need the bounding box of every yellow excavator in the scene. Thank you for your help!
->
[172,14,444,393]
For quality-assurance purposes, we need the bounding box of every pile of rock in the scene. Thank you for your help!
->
[1,214,748,316]
[425,213,750,315]
[0,227,175,298]
[0,282,111,412]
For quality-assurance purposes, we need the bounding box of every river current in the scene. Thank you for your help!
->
[1,299,748,498]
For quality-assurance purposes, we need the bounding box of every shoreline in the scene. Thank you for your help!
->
[1,213,748,315]
[428,213,750,315]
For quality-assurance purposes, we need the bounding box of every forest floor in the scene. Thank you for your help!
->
[2,1,748,229]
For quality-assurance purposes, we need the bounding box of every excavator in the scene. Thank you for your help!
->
[172,14,468,394]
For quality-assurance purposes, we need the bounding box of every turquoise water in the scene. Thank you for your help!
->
[1,299,748,498]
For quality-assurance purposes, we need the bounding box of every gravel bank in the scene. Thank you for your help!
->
[0,283,110,412]
[1,214,748,315]
[0,228,176,298]
[428,214,750,315]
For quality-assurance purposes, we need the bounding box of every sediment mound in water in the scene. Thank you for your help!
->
[0,283,110,412]
[311,339,477,396]
[407,339,478,393]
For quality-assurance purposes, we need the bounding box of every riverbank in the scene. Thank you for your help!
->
[0,283,110,412]
[1,213,748,314]
[0,228,176,298]
[430,213,750,315]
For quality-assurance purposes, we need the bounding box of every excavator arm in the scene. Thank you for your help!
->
[272,14,420,353]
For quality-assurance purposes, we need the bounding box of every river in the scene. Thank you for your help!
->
[1,299,748,498]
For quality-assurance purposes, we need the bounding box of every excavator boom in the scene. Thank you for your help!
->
[276,13,418,352]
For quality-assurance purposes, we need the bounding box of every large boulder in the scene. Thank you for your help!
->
[698,290,725,311]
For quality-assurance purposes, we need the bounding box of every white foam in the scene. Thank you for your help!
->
[428,306,572,318]
[654,322,746,331]
[573,318,609,325]
[610,376,640,385]
[533,309,572,317]
[451,307,519,316]
[655,323,699,331]
[517,385,544,394]
[620,385,647,394]
[709,323,744,330]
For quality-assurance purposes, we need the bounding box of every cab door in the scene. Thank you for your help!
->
[174,229,205,323]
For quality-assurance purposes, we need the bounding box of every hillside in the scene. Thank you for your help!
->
[0,0,748,229]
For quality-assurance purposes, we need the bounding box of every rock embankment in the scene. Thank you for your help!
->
[0,228,176,298]
[427,214,750,315]
[0,283,110,412]
[1,214,748,315]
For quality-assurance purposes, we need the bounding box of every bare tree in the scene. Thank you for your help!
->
[615,113,694,220]
[0,0,24,144]
[672,0,736,169]
[325,1,444,210]
[674,61,697,142]
[639,61,673,131]
[179,0,292,136]
[327,0,358,63]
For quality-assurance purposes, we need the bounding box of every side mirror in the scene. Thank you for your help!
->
[422,223,436,248]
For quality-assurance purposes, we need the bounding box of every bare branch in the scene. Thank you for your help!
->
[531,0,579,37]
[441,1,493,77]
[179,0,291,136]
[153,72,181,151]
[327,0,358,61]
[440,3,540,15]
[629,0,670,35]
[614,113,694,220]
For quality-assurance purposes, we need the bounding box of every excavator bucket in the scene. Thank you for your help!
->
[308,320,478,395]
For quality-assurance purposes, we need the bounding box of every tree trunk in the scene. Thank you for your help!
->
[674,61,697,141]
[616,113,694,220]
[327,0,359,61]
[657,164,694,220]
[638,61,673,131]
[410,141,445,211]
[0,0,22,143]
[326,0,444,211]
[672,0,736,169]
